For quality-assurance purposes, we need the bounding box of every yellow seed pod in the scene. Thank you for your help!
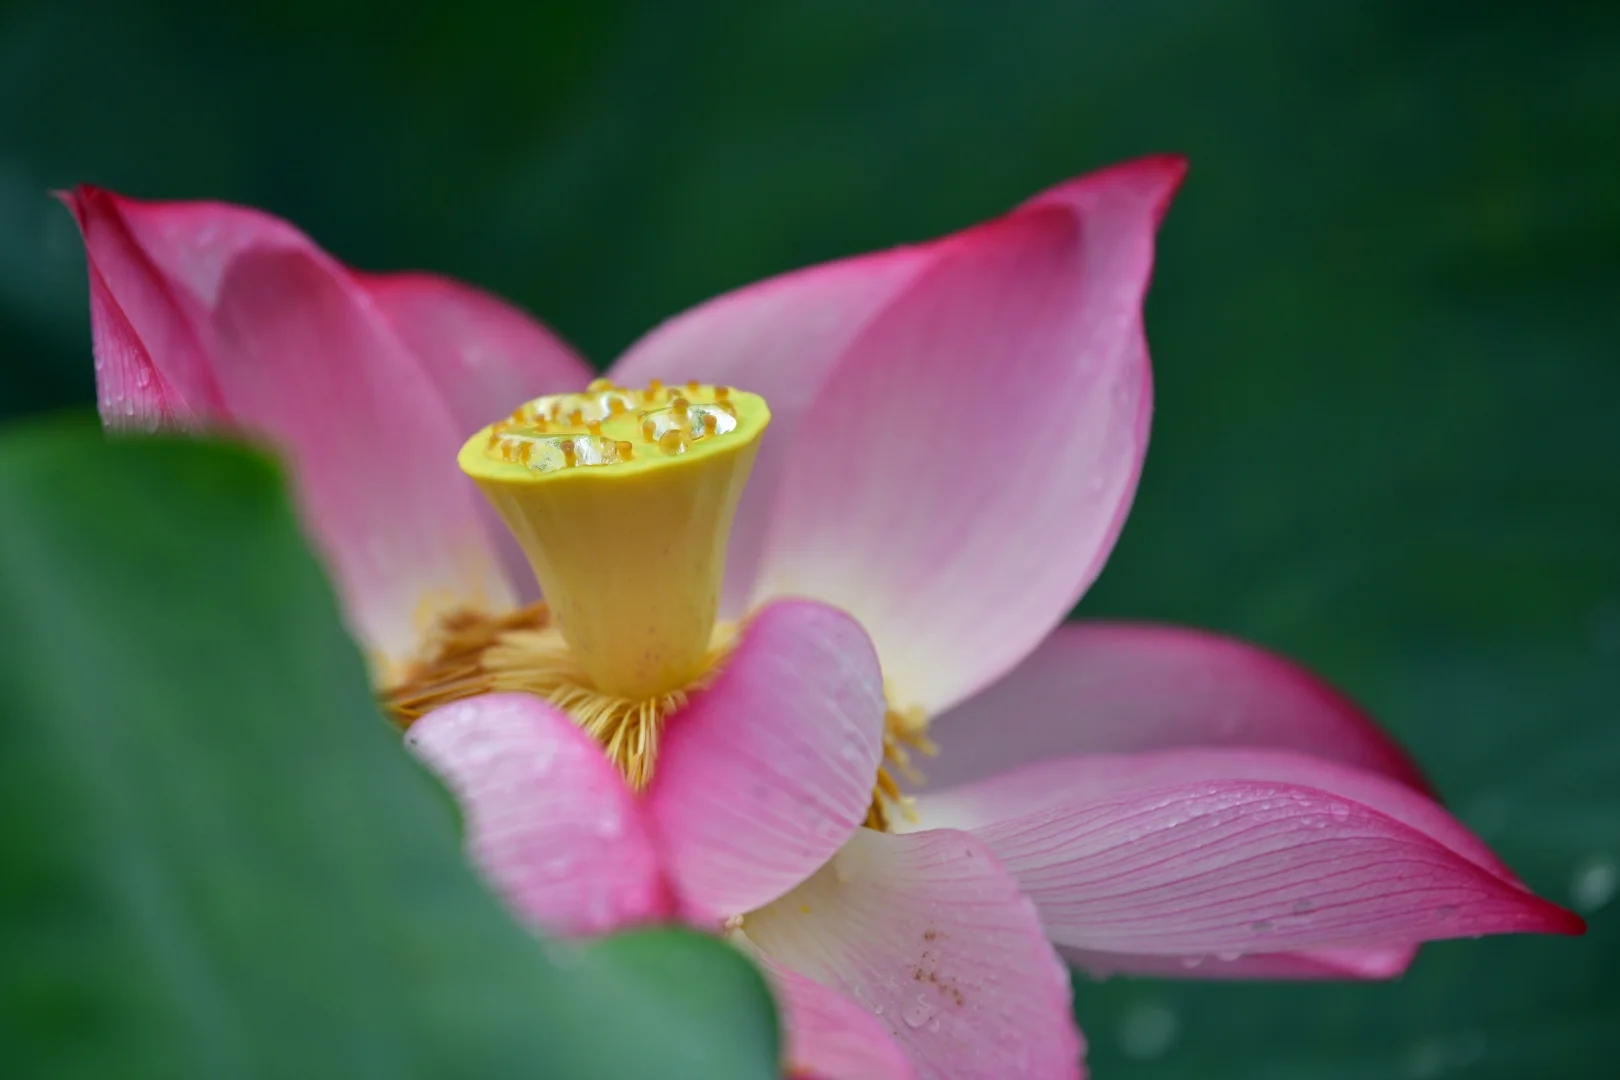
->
[458,383,768,699]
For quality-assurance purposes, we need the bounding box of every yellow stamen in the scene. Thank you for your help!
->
[383,604,736,789]
[864,702,938,831]
[459,383,769,701]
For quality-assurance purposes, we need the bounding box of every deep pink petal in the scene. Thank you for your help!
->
[61,187,228,425]
[914,748,1583,956]
[406,693,670,937]
[66,190,518,666]
[770,965,919,1080]
[646,600,887,922]
[744,828,1084,1080]
[926,621,1429,793]
[607,248,932,616]
[82,260,195,430]
[208,245,515,665]
[1064,944,1418,981]
[750,157,1185,715]
[360,271,593,596]
[100,192,313,321]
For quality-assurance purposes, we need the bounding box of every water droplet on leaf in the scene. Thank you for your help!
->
[1571,855,1618,913]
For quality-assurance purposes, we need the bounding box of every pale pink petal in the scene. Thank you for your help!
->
[646,600,886,922]
[1064,944,1418,981]
[914,748,1583,956]
[208,246,515,665]
[360,271,593,596]
[744,828,1084,1080]
[359,271,593,437]
[61,187,227,425]
[925,621,1429,793]
[750,157,1185,715]
[406,693,670,937]
[607,248,932,615]
[770,965,919,1080]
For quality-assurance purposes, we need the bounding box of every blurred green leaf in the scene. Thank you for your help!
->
[0,420,779,1080]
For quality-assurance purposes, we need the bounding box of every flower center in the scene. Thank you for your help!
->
[380,377,936,819]
[385,378,765,788]
[464,378,768,699]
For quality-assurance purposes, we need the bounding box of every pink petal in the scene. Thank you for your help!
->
[750,157,1185,714]
[83,259,196,430]
[406,693,670,937]
[61,188,227,426]
[770,965,919,1080]
[914,748,1583,957]
[360,271,593,596]
[925,621,1430,793]
[1064,944,1418,981]
[607,248,932,616]
[645,600,887,922]
[66,190,518,665]
[743,828,1084,1080]
[208,245,516,664]
[359,271,592,438]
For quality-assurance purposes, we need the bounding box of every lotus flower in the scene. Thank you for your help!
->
[65,157,1582,1080]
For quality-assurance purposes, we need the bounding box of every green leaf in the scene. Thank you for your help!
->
[0,419,779,1080]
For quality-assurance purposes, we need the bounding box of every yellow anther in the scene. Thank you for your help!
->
[459,381,769,699]
[686,380,700,394]
[587,377,616,392]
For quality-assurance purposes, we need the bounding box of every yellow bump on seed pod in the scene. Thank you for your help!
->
[458,383,770,700]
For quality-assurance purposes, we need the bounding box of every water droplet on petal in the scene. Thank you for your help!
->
[901,994,936,1029]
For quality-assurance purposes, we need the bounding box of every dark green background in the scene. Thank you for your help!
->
[2,0,1615,1076]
